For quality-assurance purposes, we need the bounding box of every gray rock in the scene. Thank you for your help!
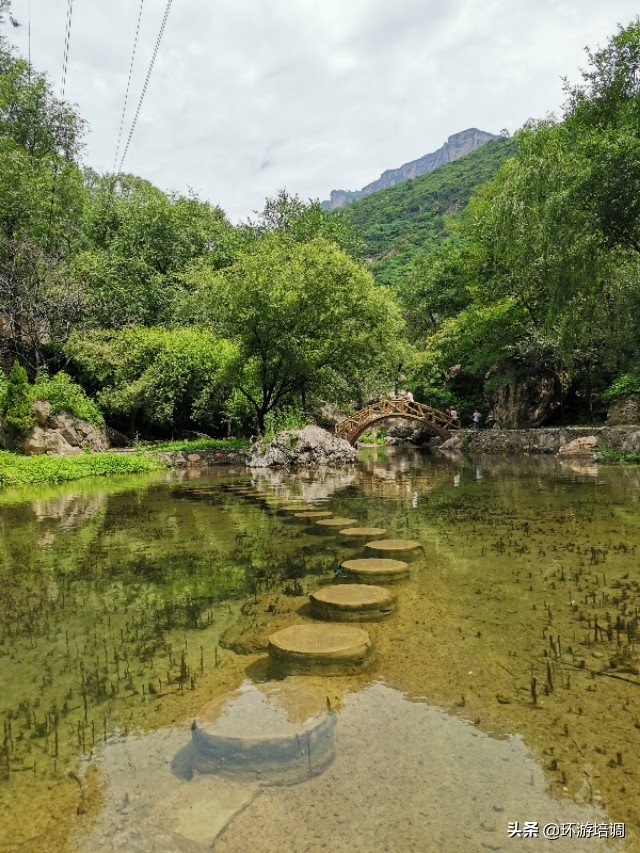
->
[19,403,109,456]
[557,436,599,458]
[607,394,640,426]
[248,426,356,468]
[32,400,52,425]
[485,358,566,428]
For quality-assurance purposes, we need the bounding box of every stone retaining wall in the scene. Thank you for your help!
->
[150,449,250,467]
[441,427,640,456]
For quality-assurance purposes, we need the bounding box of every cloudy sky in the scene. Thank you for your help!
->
[5,0,640,221]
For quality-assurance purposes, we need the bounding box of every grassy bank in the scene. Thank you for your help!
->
[147,438,250,452]
[0,450,167,487]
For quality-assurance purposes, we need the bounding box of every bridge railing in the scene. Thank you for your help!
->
[335,398,457,436]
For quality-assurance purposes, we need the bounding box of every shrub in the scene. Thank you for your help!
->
[263,405,309,439]
[32,370,104,427]
[602,373,640,403]
[4,363,36,435]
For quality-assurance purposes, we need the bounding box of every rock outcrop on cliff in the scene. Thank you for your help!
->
[484,359,566,429]
[324,128,497,210]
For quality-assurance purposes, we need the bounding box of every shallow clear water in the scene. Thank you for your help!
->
[1,450,640,851]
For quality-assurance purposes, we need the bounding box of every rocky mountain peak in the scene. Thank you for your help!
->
[323,128,497,210]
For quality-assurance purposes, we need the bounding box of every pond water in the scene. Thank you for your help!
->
[1,449,640,851]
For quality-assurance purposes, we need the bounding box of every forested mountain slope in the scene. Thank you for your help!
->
[341,135,517,286]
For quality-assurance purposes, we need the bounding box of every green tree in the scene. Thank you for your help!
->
[564,18,640,254]
[242,190,361,257]
[0,31,86,367]
[77,173,238,328]
[66,327,238,436]
[185,234,405,431]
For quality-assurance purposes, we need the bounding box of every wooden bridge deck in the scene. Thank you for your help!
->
[335,398,457,445]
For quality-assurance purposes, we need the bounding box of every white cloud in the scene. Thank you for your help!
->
[6,0,640,220]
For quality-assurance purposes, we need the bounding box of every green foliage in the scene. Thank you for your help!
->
[148,438,250,452]
[359,428,388,445]
[184,233,406,431]
[0,46,86,368]
[243,190,362,257]
[78,173,239,328]
[3,362,35,434]
[66,326,238,435]
[0,369,7,411]
[31,370,104,427]
[602,373,640,402]
[342,137,517,286]
[263,404,309,439]
[595,449,640,464]
[0,449,165,487]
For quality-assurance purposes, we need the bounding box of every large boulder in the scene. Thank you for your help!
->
[248,425,356,468]
[19,401,109,456]
[607,394,640,426]
[485,359,565,428]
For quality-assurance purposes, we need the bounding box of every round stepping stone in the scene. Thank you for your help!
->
[268,623,374,677]
[365,539,422,559]
[191,681,336,784]
[310,584,395,621]
[315,517,358,528]
[290,510,334,519]
[341,558,410,583]
[339,526,387,538]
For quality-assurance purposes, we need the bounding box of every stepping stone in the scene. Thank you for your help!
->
[315,517,358,528]
[365,539,422,559]
[268,623,375,677]
[310,584,395,621]
[341,558,410,583]
[191,681,336,785]
[290,510,334,519]
[339,526,387,538]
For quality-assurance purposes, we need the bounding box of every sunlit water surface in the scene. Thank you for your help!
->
[1,449,640,851]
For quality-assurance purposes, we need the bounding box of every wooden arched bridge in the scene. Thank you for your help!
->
[335,398,457,445]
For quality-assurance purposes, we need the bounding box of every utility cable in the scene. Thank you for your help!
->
[113,0,145,173]
[47,0,76,249]
[118,0,173,173]
[60,0,74,100]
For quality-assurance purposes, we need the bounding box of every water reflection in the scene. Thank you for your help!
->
[76,683,617,852]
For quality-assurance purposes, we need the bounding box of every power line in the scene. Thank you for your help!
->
[60,0,74,100]
[47,0,75,249]
[118,0,173,173]
[113,0,145,173]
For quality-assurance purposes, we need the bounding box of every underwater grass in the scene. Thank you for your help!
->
[0,449,167,487]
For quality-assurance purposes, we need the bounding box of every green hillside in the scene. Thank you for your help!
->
[342,136,517,286]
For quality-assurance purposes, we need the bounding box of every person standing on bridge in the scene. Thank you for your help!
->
[472,409,481,431]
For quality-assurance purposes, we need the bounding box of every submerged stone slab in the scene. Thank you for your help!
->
[290,510,334,519]
[315,517,358,528]
[268,623,374,677]
[310,584,395,621]
[365,539,422,558]
[338,526,387,538]
[191,681,336,785]
[341,558,410,583]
